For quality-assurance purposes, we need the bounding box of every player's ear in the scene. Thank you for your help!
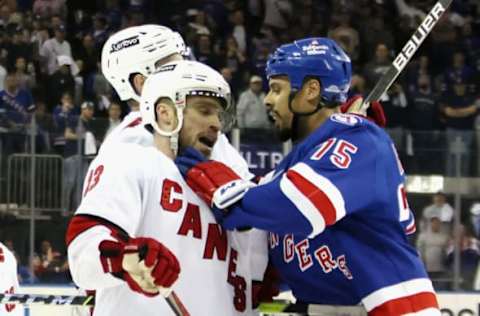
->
[304,78,321,102]
[131,73,146,95]
[155,98,178,132]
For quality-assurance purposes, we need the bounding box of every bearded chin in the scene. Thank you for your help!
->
[276,127,292,142]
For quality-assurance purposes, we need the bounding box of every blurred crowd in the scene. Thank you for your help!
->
[416,192,480,291]
[0,0,478,175]
[0,0,479,284]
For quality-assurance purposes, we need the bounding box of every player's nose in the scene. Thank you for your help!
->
[264,92,274,110]
[209,114,221,133]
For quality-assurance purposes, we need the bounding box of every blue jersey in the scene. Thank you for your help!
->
[224,114,439,315]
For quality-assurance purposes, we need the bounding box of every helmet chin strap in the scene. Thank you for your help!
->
[287,90,323,142]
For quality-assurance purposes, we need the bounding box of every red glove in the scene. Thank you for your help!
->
[340,95,387,127]
[99,237,180,297]
[176,147,255,210]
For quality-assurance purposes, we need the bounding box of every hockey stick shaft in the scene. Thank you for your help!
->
[364,0,453,104]
[0,293,94,306]
[0,291,189,316]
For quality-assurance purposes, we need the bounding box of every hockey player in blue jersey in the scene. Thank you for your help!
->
[176,38,439,315]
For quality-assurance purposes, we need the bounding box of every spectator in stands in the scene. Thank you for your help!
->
[406,55,433,94]
[47,55,75,107]
[394,0,426,23]
[194,33,216,68]
[441,75,477,177]
[237,75,270,129]
[185,9,212,44]
[92,14,109,49]
[62,101,97,212]
[470,203,480,238]
[33,240,69,283]
[422,192,454,234]
[383,83,409,156]
[460,22,480,73]
[6,28,34,70]
[0,72,34,127]
[249,38,271,88]
[443,51,476,94]
[220,66,237,101]
[408,74,441,173]
[430,15,457,75]
[218,36,246,95]
[14,56,36,91]
[92,62,112,114]
[360,16,395,59]
[52,92,75,155]
[39,24,71,75]
[0,58,6,91]
[328,13,360,63]
[33,0,67,19]
[348,74,367,97]
[103,0,122,31]
[75,33,98,80]
[229,8,247,54]
[34,101,54,153]
[262,0,292,32]
[104,101,121,138]
[446,224,480,290]
[0,4,11,26]
[416,216,449,290]
[363,42,391,90]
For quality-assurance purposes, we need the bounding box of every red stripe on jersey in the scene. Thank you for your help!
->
[66,215,129,246]
[405,223,416,235]
[125,117,142,128]
[286,169,337,226]
[369,292,438,316]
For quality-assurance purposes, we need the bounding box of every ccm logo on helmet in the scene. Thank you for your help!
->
[110,35,140,53]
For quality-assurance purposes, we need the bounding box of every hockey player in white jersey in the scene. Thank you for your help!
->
[99,24,251,179]
[66,60,268,316]
[0,242,23,316]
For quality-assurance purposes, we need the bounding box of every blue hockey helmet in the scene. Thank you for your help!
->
[266,37,352,105]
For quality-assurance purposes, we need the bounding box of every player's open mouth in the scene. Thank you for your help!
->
[269,110,280,123]
[198,136,216,148]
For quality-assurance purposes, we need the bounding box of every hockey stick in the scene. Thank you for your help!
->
[0,292,189,316]
[363,0,453,105]
[0,293,94,306]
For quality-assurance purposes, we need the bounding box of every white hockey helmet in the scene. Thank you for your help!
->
[101,24,186,102]
[141,60,231,152]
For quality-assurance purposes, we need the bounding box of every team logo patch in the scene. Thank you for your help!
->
[110,35,140,53]
[330,113,360,126]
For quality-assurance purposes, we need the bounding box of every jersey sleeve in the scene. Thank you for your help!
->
[76,144,144,236]
[223,128,379,238]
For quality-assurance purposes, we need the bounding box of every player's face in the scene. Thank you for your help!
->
[180,96,223,157]
[264,76,293,141]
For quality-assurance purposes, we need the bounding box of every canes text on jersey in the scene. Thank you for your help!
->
[161,179,247,311]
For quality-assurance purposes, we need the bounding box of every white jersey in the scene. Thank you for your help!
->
[0,242,23,316]
[99,111,253,180]
[69,143,267,316]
